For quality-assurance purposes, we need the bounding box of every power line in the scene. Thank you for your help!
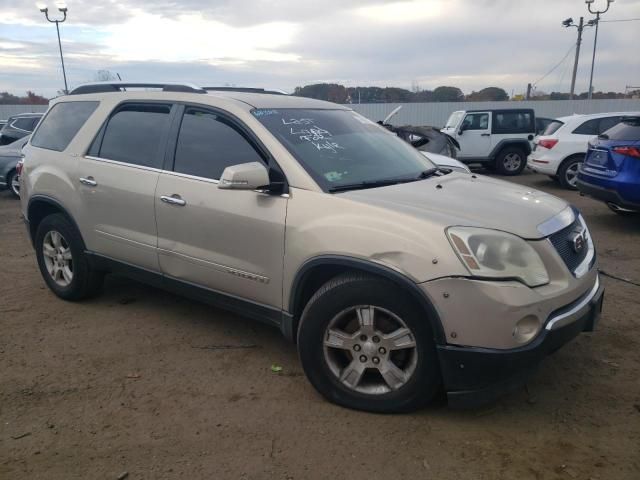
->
[600,18,640,22]
[533,42,575,87]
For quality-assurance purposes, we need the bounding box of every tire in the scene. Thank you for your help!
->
[297,273,440,413]
[557,155,584,190]
[7,169,20,198]
[35,213,103,300]
[495,146,527,176]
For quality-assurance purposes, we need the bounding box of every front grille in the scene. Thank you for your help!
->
[548,216,589,274]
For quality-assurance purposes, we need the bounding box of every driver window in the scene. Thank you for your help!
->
[173,108,264,180]
[462,113,489,131]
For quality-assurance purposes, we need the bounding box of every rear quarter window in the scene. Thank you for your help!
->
[541,120,564,136]
[603,118,640,141]
[31,102,99,152]
[492,111,534,134]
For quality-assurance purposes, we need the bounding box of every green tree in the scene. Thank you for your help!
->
[433,86,464,102]
[466,87,509,101]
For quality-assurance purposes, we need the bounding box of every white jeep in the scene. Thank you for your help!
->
[441,108,536,175]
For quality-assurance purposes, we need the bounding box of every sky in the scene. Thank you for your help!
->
[0,0,638,98]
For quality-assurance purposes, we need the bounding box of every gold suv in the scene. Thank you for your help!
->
[20,83,603,412]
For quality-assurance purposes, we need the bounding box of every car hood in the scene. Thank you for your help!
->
[340,173,567,239]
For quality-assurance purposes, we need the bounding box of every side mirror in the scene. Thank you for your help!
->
[218,162,270,191]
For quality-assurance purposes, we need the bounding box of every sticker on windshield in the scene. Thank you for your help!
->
[252,109,280,118]
[324,171,347,182]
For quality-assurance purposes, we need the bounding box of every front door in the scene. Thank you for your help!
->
[456,112,492,159]
[77,102,175,271]
[155,106,287,309]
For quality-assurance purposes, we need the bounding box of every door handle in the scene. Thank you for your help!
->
[160,194,186,206]
[481,133,490,137]
[79,176,97,186]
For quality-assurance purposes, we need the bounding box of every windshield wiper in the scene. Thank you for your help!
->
[329,178,404,193]
[329,168,440,193]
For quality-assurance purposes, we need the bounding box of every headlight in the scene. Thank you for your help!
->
[447,227,549,287]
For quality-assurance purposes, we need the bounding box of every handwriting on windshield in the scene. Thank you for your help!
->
[283,118,344,153]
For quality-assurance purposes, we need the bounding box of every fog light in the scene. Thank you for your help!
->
[513,315,541,344]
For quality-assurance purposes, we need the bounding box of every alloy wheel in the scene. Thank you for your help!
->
[323,305,418,395]
[42,230,73,287]
[10,173,20,197]
[503,152,522,172]
[565,162,580,188]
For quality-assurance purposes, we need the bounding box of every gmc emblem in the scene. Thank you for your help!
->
[569,229,587,254]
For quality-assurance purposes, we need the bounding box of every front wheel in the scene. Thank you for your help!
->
[297,273,440,413]
[495,147,527,176]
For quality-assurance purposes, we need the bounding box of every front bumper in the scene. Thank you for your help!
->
[437,277,604,408]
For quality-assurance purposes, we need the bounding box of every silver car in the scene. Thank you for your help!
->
[20,82,603,412]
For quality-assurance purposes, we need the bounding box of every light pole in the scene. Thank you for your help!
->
[562,17,593,100]
[586,0,614,100]
[38,3,69,94]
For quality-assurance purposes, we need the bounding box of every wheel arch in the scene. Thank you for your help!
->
[286,255,446,345]
[27,195,85,249]
[489,139,532,159]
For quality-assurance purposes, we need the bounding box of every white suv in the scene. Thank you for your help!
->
[527,112,640,189]
[441,109,536,175]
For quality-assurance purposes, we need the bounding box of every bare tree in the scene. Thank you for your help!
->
[93,70,119,82]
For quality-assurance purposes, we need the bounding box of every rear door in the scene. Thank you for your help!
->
[456,112,491,159]
[155,105,287,308]
[77,102,175,271]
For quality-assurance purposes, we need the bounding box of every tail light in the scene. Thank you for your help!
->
[538,139,558,150]
[613,146,640,159]
[16,159,24,175]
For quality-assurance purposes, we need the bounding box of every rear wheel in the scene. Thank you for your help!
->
[7,169,20,198]
[558,155,584,190]
[495,147,527,176]
[35,214,103,300]
[297,273,440,413]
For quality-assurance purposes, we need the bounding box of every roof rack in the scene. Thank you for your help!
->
[204,87,287,95]
[69,82,207,95]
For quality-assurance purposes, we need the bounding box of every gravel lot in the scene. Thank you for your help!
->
[1,171,639,480]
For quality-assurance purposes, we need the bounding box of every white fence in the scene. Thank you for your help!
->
[0,105,48,120]
[350,99,640,127]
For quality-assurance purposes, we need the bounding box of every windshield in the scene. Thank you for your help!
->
[444,112,464,129]
[253,108,435,191]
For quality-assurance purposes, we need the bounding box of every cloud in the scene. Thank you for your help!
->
[0,0,638,97]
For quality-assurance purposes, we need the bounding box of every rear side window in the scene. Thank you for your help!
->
[541,120,563,136]
[603,118,640,141]
[492,111,534,134]
[93,103,172,168]
[31,102,98,151]
[572,117,621,135]
[173,107,264,180]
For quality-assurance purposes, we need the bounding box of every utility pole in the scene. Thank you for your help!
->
[570,17,584,100]
[526,83,532,100]
[563,17,591,100]
[586,0,614,100]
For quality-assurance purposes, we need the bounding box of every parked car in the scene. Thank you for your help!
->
[0,113,43,145]
[577,116,640,215]
[440,108,536,175]
[527,112,640,189]
[21,82,602,412]
[535,116,554,135]
[0,135,29,197]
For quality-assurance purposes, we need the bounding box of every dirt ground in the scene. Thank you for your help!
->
[1,171,639,480]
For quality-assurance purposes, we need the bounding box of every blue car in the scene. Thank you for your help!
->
[577,116,640,215]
